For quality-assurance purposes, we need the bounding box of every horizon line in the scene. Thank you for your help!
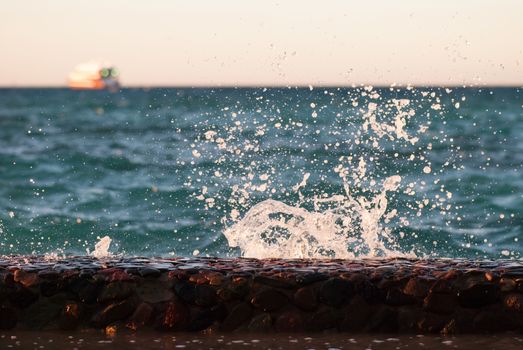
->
[1,83,523,89]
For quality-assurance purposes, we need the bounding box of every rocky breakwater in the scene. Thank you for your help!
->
[0,257,522,334]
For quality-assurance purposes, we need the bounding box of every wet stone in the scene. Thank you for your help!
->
[13,270,39,288]
[139,267,161,278]
[339,295,373,331]
[457,283,499,308]
[403,277,432,299]
[274,310,304,332]
[92,299,136,328]
[417,313,449,333]
[188,308,215,331]
[251,288,288,312]
[248,313,273,332]
[174,281,196,304]
[320,278,353,306]
[294,286,318,311]
[423,292,457,315]
[253,275,295,289]
[295,272,328,285]
[0,306,17,330]
[220,302,253,332]
[126,302,153,331]
[194,284,217,307]
[385,288,416,306]
[98,282,135,302]
[307,308,338,331]
[136,282,174,303]
[159,300,189,330]
[504,293,523,312]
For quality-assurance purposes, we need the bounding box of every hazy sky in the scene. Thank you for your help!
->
[1,0,522,86]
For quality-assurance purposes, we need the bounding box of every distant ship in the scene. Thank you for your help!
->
[68,62,120,91]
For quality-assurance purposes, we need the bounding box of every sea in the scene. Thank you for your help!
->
[0,87,521,259]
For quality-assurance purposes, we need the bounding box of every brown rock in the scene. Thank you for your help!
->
[251,288,288,312]
[499,278,516,292]
[98,282,135,302]
[339,295,373,331]
[504,293,523,312]
[13,270,39,288]
[160,300,189,330]
[126,302,153,330]
[136,283,174,303]
[457,283,499,308]
[220,302,252,331]
[294,286,318,311]
[248,313,273,332]
[417,313,449,333]
[0,306,17,330]
[275,311,304,332]
[320,278,353,306]
[385,288,416,306]
[423,292,457,315]
[92,300,136,328]
[307,308,338,331]
[194,284,217,307]
[403,277,432,298]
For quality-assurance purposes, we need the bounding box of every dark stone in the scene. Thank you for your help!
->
[339,295,373,331]
[188,308,215,331]
[220,302,253,331]
[159,300,190,330]
[98,282,135,302]
[320,278,353,306]
[22,295,65,329]
[92,300,136,328]
[139,268,161,278]
[9,285,38,307]
[306,308,338,331]
[365,306,398,332]
[417,313,449,333]
[254,275,295,289]
[499,278,516,292]
[295,272,328,285]
[13,270,39,287]
[194,284,217,307]
[423,292,457,315]
[385,288,416,306]
[126,302,153,331]
[58,303,81,330]
[174,281,196,304]
[504,293,523,312]
[274,311,304,332]
[473,308,517,332]
[0,306,17,330]
[397,306,420,332]
[70,279,101,303]
[457,283,499,308]
[251,288,288,312]
[248,313,273,332]
[403,277,432,298]
[136,282,174,303]
[294,286,318,311]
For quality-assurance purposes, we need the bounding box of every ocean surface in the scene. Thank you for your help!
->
[0,87,521,259]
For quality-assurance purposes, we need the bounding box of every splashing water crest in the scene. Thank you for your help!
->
[87,236,112,258]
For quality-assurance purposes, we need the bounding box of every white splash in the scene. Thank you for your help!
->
[224,175,402,258]
[87,236,112,258]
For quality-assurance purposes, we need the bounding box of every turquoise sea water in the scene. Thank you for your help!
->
[0,87,521,258]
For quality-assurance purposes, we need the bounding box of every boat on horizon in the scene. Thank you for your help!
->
[68,62,120,91]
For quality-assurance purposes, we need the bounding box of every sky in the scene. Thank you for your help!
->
[1,0,522,87]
